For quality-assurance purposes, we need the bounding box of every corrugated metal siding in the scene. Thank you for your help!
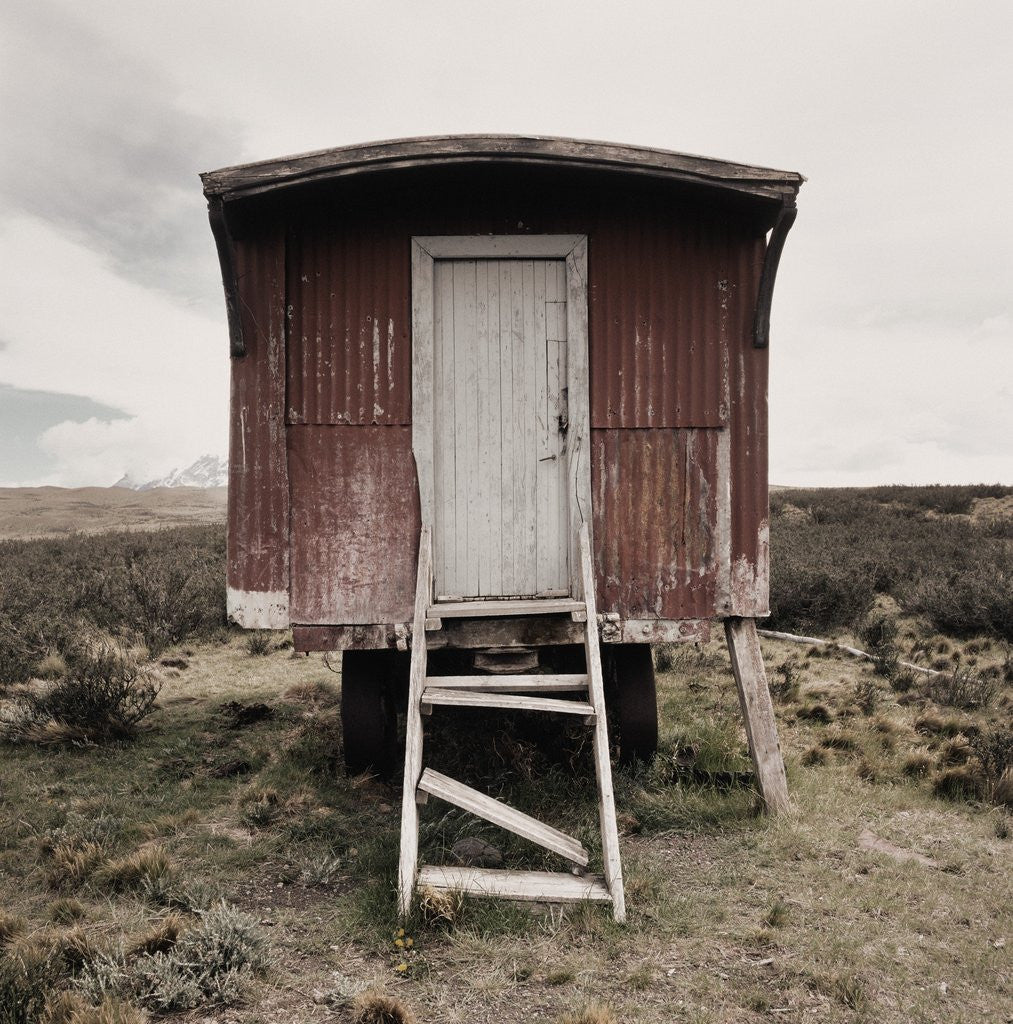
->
[591,428,718,619]
[727,234,769,615]
[590,214,727,428]
[288,425,419,623]
[227,166,772,626]
[286,222,411,424]
[228,224,289,600]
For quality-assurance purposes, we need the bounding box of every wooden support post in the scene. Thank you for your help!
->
[724,617,789,814]
[397,526,433,918]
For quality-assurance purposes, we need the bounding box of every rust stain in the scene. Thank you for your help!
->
[286,221,411,426]
[287,425,419,624]
[228,221,289,605]
[591,428,718,620]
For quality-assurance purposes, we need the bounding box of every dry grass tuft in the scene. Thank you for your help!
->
[42,989,89,1024]
[938,734,973,766]
[797,703,833,723]
[350,990,417,1024]
[765,898,790,928]
[556,1004,616,1024]
[47,897,87,924]
[800,746,828,767]
[127,913,188,956]
[994,769,1013,808]
[11,924,97,977]
[47,841,108,890]
[933,764,988,801]
[53,994,148,1024]
[902,750,934,777]
[282,679,338,705]
[415,886,463,927]
[915,708,975,738]
[0,910,28,947]
[93,847,175,894]
[820,728,859,752]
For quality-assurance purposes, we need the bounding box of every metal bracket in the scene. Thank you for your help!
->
[207,197,246,358]
[752,202,797,349]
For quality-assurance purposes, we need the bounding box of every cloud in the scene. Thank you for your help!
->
[35,416,197,489]
[0,383,129,486]
[771,313,1013,486]
[0,214,227,486]
[0,0,243,312]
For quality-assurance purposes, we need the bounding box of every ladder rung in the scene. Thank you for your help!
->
[421,689,595,716]
[427,598,585,619]
[418,865,611,903]
[424,674,588,693]
[417,769,589,865]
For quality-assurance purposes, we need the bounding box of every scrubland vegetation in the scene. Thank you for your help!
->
[0,486,1010,1022]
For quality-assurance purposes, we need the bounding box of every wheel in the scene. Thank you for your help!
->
[341,650,407,777]
[603,643,658,766]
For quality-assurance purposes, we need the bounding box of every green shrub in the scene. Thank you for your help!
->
[909,568,1013,641]
[78,902,269,1012]
[2,644,159,745]
[0,525,226,683]
[244,632,272,657]
[923,668,999,710]
[768,486,1013,638]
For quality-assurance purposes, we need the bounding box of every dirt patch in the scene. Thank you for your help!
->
[218,701,275,729]
[971,494,1013,522]
[857,828,939,867]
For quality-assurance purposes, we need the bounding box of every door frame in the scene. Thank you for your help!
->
[411,234,591,599]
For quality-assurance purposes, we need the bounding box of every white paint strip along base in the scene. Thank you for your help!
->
[226,587,289,629]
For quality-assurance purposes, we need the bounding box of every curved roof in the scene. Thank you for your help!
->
[201,134,804,204]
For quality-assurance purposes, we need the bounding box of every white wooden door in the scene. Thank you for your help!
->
[432,258,569,599]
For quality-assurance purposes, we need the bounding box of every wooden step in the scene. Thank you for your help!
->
[417,865,611,903]
[424,674,588,693]
[420,689,595,717]
[427,598,585,619]
[417,769,589,866]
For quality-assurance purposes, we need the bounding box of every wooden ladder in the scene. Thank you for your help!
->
[397,523,626,923]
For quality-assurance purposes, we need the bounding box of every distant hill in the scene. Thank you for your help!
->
[114,454,227,490]
[0,486,227,540]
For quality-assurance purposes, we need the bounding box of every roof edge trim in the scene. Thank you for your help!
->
[201,134,805,203]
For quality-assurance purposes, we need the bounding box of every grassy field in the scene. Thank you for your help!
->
[0,486,1010,1023]
[0,487,226,541]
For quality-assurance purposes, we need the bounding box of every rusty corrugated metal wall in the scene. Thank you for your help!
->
[288,425,417,623]
[228,165,772,629]
[227,219,289,616]
[286,224,411,425]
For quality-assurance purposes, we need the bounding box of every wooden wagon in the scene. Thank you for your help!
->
[202,135,803,917]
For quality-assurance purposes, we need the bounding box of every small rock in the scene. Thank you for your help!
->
[451,837,504,868]
[939,982,949,996]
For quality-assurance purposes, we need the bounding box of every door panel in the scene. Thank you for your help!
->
[433,258,568,598]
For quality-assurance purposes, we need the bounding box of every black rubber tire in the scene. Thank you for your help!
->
[341,650,407,777]
[603,643,658,766]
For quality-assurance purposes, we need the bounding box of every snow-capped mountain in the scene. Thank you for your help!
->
[114,454,228,490]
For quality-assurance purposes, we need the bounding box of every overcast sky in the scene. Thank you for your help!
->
[1,0,1010,488]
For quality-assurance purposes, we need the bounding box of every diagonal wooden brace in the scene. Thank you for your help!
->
[724,617,790,814]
